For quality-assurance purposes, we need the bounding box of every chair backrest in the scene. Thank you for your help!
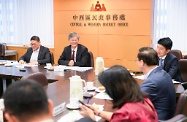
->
[21,72,48,86]
[0,43,6,57]
[161,114,187,122]
[170,50,183,60]
[184,55,187,59]
[179,59,187,82]
[87,51,94,67]
[49,52,54,65]
[175,90,187,116]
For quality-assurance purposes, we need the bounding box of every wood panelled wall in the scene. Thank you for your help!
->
[7,0,152,71]
[54,0,151,71]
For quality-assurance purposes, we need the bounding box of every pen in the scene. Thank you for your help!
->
[86,98,90,104]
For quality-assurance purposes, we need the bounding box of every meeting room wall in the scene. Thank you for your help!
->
[54,0,151,71]
[7,0,151,71]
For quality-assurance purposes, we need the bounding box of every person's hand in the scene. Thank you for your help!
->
[80,105,96,121]
[19,60,25,64]
[68,60,74,66]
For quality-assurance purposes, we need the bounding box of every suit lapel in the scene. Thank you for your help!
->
[38,46,43,60]
[76,44,81,60]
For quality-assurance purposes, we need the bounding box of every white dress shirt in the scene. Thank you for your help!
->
[30,47,40,63]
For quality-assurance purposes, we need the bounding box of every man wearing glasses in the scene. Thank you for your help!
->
[18,36,51,65]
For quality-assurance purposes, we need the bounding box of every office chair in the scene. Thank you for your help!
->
[159,114,187,122]
[179,59,187,90]
[159,90,187,122]
[0,43,17,60]
[49,52,54,65]
[175,90,187,116]
[21,72,48,86]
[88,51,94,67]
[184,55,187,59]
[0,43,6,60]
[170,50,183,60]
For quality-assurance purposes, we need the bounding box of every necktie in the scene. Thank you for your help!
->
[71,50,75,61]
[159,58,163,68]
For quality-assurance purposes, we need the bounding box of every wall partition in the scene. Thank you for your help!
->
[54,0,152,71]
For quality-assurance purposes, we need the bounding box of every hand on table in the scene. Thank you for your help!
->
[68,60,74,66]
[19,60,25,64]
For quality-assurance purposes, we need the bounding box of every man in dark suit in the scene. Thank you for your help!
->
[156,37,182,82]
[136,47,176,120]
[0,36,51,98]
[58,32,89,67]
[19,36,51,65]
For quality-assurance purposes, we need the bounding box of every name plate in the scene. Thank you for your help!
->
[53,102,66,116]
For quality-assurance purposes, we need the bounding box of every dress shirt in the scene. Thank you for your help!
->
[71,47,77,62]
[30,47,40,63]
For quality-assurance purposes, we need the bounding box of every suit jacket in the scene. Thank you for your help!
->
[140,66,176,120]
[58,44,89,67]
[19,45,50,65]
[163,52,182,82]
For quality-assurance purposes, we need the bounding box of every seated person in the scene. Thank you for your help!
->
[79,65,158,122]
[19,36,51,65]
[137,47,176,120]
[58,32,89,67]
[3,80,54,122]
[156,37,182,82]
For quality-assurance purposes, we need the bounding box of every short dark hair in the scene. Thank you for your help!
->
[3,80,49,121]
[98,65,144,109]
[30,36,40,42]
[157,37,173,50]
[138,47,159,66]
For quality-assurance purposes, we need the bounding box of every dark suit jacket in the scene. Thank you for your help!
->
[140,66,176,120]
[163,52,182,82]
[58,44,89,67]
[19,45,50,65]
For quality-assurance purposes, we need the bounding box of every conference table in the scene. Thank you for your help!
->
[0,61,185,121]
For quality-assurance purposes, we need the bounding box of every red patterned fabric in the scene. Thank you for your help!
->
[110,98,158,122]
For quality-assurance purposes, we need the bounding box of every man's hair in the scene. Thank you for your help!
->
[98,65,144,109]
[30,36,40,42]
[68,32,80,40]
[157,37,173,50]
[3,80,49,121]
[137,47,159,66]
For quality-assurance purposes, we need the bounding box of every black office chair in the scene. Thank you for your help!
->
[179,59,187,89]
[87,51,94,67]
[49,52,54,65]
[0,43,6,60]
[170,50,183,60]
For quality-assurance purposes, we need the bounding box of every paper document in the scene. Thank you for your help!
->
[173,80,180,84]
[94,92,112,100]
[58,103,104,122]
[133,75,145,80]
[65,66,93,72]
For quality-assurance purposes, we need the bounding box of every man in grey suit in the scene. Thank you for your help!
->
[136,47,176,120]
[19,36,51,65]
[58,32,89,67]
